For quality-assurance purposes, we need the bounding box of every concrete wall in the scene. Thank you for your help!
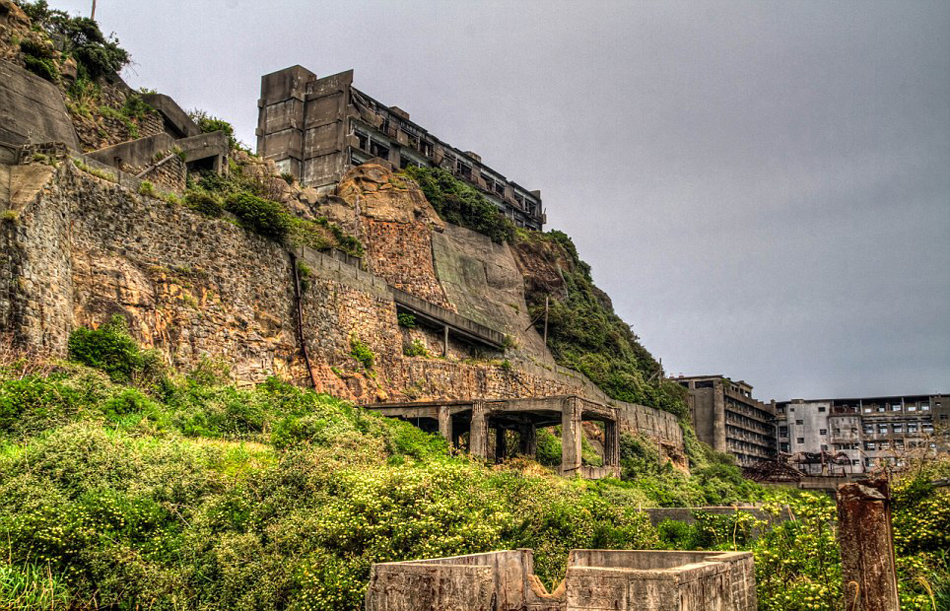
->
[0,60,80,150]
[0,156,686,457]
[365,549,757,611]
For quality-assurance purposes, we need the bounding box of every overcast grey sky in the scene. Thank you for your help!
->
[52,0,949,401]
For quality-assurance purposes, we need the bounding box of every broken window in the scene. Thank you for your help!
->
[819,429,827,435]
[458,162,472,180]
[354,129,369,151]
[893,423,904,433]
[795,419,803,425]
[818,406,826,412]
[369,140,390,160]
[796,437,805,444]
[878,424,888,434]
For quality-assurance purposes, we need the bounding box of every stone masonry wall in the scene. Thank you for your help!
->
[0,160,685,454]
[0,161,71,351]
[361,218,452,309]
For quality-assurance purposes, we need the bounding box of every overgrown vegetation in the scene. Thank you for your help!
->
[0,327,948,609]
[349,335,375,370]
[17,0,130,82]
[186,165,364,258]
[516,229,688,418]
[402,165,515,243]
[189,109,240,151]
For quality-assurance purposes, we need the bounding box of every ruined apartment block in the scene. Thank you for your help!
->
[673,375,776,466]
[256,66,545,230]
[776,394,949,474]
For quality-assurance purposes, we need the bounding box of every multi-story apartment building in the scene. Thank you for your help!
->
[256,66,545,230]
[672,375,776,466]
[775,394,948,474]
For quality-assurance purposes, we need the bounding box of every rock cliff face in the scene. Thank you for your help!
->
[0,156,685,453]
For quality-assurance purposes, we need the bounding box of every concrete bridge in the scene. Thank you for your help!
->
[364,395,621,479]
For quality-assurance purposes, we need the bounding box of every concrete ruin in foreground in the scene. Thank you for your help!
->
[365,549,756,611]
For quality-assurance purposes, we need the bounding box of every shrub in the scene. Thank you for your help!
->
[296,260,313,292]
[138,180,155,197]
[403,165,515,243]
[66,316,162,384]
[402,339,428,358]
[396,313,417,329]
[19,2,130,80]
[225,192,290,240]
[189,109,238,150]
[349,335,374,370]
[185,189,224,217]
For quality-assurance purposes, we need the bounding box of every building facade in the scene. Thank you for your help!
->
[673,375,776,466]
[256,66,545,230]
[775,394,948,474]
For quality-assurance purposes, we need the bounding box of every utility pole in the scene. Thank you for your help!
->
[91,0,96,20]
[542,295,549,346]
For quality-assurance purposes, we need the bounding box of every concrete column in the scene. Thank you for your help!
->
[495,427,507,462]
[443,325,449,357]
[604,419,620,472]
[437,406,452,447]
[469,402,488,460]
[713,380,728,453]
[518,424,537,457]
[836,478,900,611]
[560,398,583,476]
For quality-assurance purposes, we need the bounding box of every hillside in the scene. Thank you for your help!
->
[1,3,949,610]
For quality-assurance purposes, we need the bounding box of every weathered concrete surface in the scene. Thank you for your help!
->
[837,478,900,611]
[433,223,549,357]
[365,549,757,611]
[0,60,81,150]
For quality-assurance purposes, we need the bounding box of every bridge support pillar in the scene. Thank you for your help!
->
[495,427,507,462]
[604,419,620,475]
[470,402,489,460]
[437,406,452,447]
[560,398,582,476]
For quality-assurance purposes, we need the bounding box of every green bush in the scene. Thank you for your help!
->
[185,189,224,217]
[403,165,515,243]
[22,54,57,82]
[349,335,374,370]
[189,109,238,150]
[402,339,428,358]
[19,1,130,80]
[66,316,163,384]
[397,313,417,328]
[225,192,290,240]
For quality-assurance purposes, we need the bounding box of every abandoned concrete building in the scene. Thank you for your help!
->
[365,549,757,611]
[0,59,227,192]
[776,394,949,474]
[256,66,546,230]
[673,375,776,466]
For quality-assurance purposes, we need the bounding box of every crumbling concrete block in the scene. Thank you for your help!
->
[365,548,757,611]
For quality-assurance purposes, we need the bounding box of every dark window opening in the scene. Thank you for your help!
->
[355,130,368,151]
[369,140,390,160]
